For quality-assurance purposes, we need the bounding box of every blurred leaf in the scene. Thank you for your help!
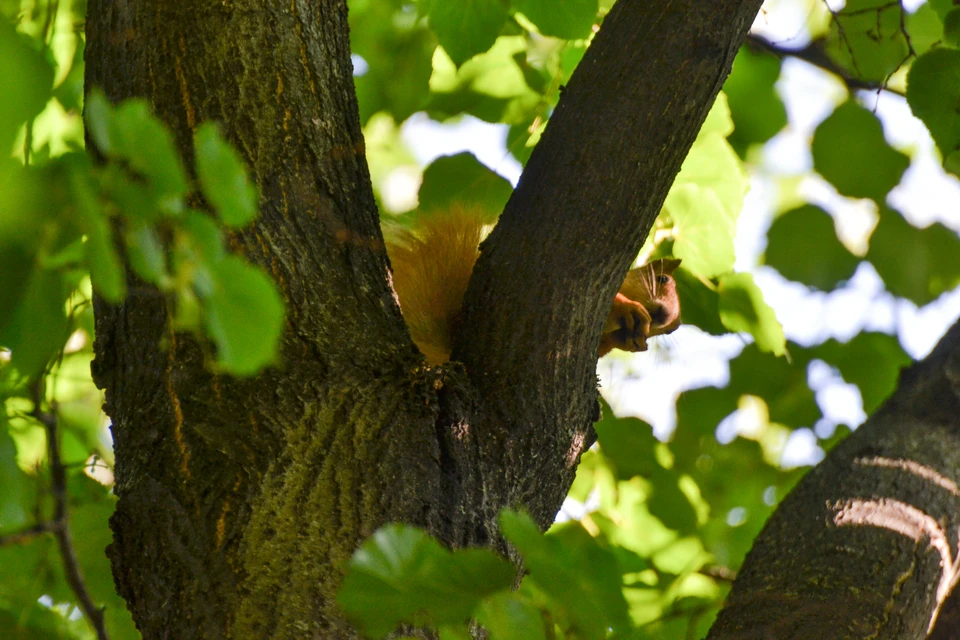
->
[183,210,225,263]
[593,405,659,480]
[475,591,546,640]
[418,153,512,217]
[907,48,960,171]
[764,205,860,291]
[717,272,785,356]
[428,36,540,124]
[867,208,960,306]
[203,256,284,376]
[513,0,598,40]
[907,3,944,56]
[111,99,188,201]
[428,0,508,66]
[723,47,787,152]
[68,161,125,302]
[0,20,55,152]
[84,90,113,156]
[126,224,166,285]
[826,0,909,83]
[808,332,911,415]
[194,123,258,227]
[338,524,514,638]
[728,345,818,427]
[647,467,699,535]
[350,1,435,125]
[0,425,28,530]
[0,264,68,377]
[500,511,630,639]
[812,101,909,203]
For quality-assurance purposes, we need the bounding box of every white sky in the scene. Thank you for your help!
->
[386,0,960,468]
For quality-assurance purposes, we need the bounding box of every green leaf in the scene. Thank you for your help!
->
[183,210,225,262]
[907,48,960,169]
[808,333,911,415]
[675,94,747,224]
[826,0,909,83]
[647,467,699,534]
[111,99,188,200]
[943,7,960,48]
[194,123,258,227]
[350,2,434,125]
[728,345,819,428]
[0,20,55,152]
[717,272,785,356]
[723,47,787,152]
[0,264,68,377]
[84,89,113,156]
[667,185,735,279]
[593,404,659,480]
[764,205,861,291]
[475,591,546,640]
[428,0,508,66]
[68,163,126,302]
[513,0,598,40]
[499,511,630,639]
[812,101,909,203]
[203,256,284,376]
[907,3,945,56]
[126,224,167,285]
[338,524,514,638]
[418,153,512,218]
[671,267,726,336]
[0,425,28,530]
[866,207,960,306]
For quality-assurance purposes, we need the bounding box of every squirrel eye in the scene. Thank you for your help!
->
[656,274,670,285]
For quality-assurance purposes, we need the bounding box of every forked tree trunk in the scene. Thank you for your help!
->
[85,0,761,637]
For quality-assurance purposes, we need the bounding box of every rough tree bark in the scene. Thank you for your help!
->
[709,320,960,639]
[84,0,761,637]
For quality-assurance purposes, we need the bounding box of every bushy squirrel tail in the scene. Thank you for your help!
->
[385,204,489,365]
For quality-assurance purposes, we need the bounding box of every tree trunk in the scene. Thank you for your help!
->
[708,320,960,639]
[84,0,761,637]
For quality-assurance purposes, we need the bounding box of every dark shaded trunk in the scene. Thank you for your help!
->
[84,0,761,636]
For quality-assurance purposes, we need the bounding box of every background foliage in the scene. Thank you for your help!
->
[1,0,959,638]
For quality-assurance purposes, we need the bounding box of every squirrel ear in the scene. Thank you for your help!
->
[659,258,681,274]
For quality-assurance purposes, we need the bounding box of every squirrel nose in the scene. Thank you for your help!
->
[649,303,668,327]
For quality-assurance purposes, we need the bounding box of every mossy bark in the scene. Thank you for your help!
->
[84,0,762,637]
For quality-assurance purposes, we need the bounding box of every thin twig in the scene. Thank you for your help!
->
[30,380,110,640]
[699,564,737,582]
[745,34,905,97]
[0,521,58,546]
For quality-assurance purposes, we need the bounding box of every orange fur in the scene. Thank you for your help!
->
[386,206,681,365]
[385,205,488,365]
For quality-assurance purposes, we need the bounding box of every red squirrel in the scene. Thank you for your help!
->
[385,204,681,365]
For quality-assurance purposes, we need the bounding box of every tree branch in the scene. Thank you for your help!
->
[745,34,905,97]
[708,319,960,637]
[456,0,765,528]
[30,381,109,640]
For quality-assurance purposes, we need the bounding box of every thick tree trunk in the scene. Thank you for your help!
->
[84,0,761,637]
[709,320,960,639]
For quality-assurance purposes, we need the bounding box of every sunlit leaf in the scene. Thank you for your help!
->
[513,0,598,40]
[718,273,785,356]
[428,0,508,66]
